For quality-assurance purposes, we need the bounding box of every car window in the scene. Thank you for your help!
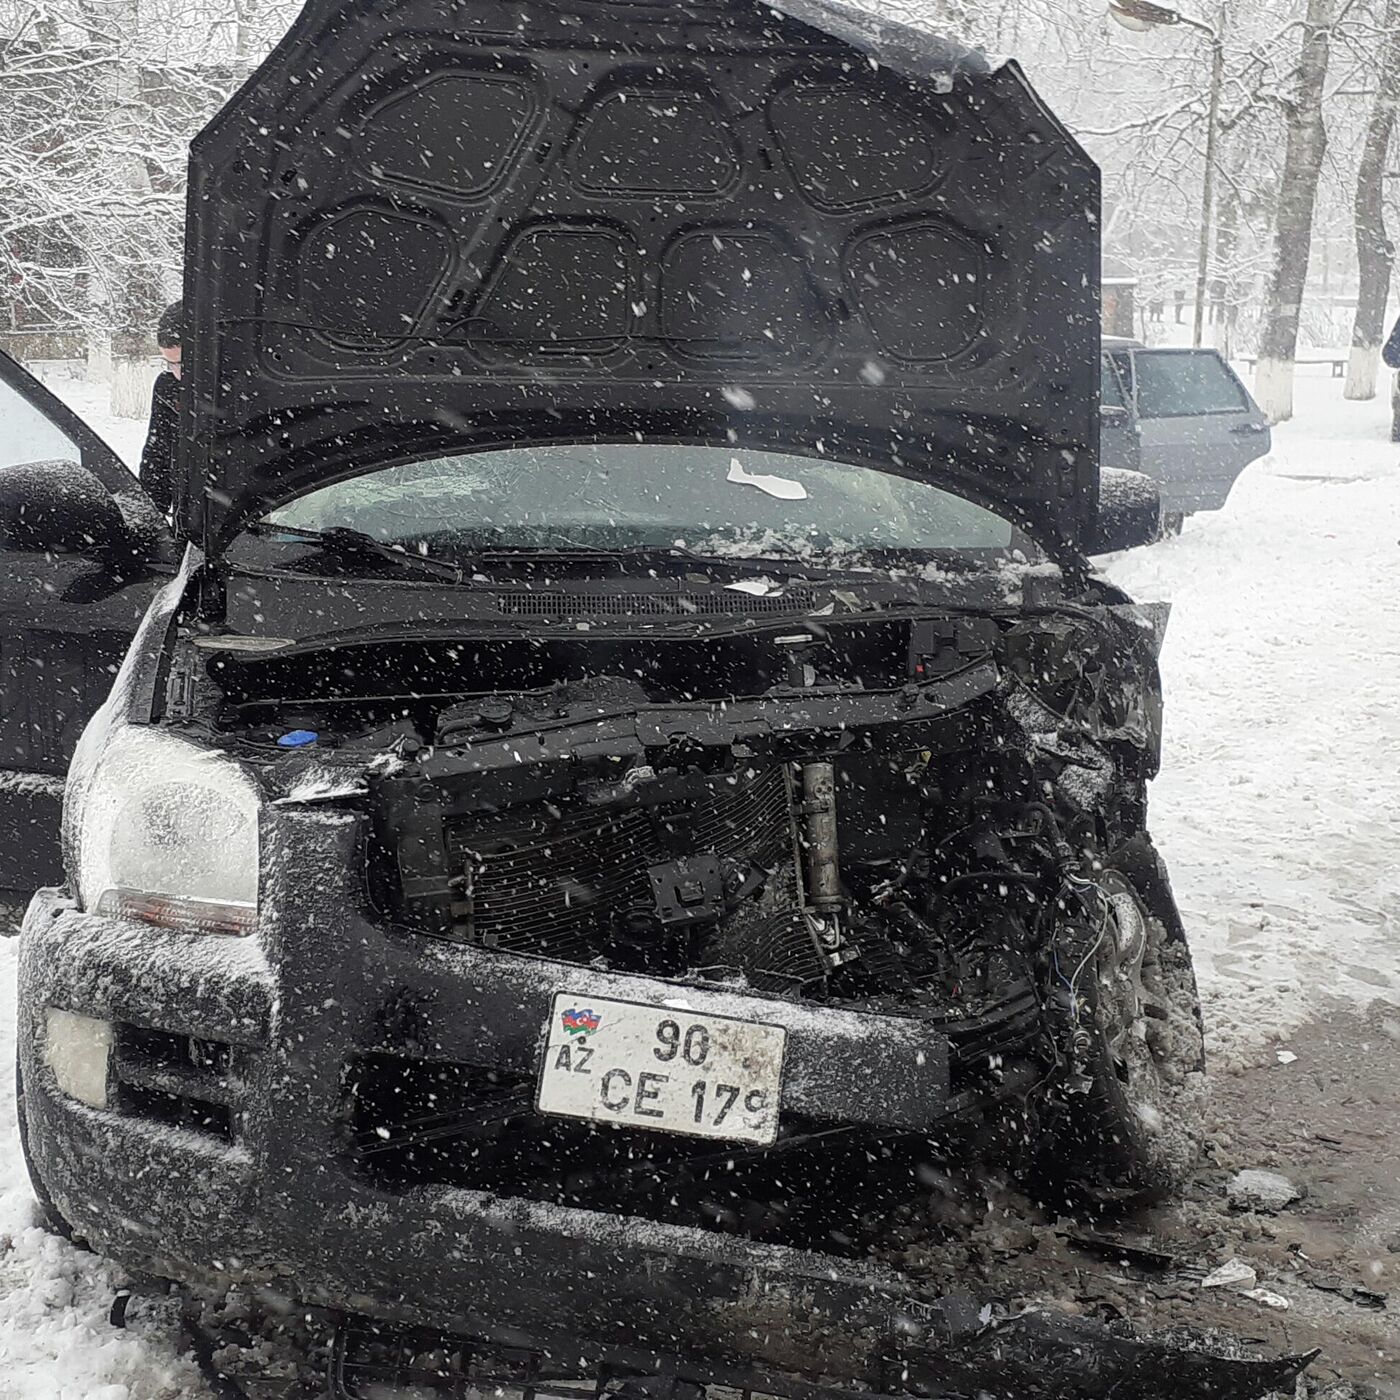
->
[1133,350,1248,418]
[1101,355,1127,408]
[260,444,1025,560]
[0,374,83,469]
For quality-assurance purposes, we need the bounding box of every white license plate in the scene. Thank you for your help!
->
[535,993,787,1146]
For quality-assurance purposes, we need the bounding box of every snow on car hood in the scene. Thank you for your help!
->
[181,0,1099,558]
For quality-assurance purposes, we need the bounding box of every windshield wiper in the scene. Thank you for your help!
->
[247,522,467,583]
[249,530,873,583]
[464,544,849,578]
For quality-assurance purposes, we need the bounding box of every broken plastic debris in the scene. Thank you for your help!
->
[725,578,784,598]
[1276,1049,1298,1064]
[1201,1258,1258,1289]
[897,1307,1316,1398]
[272,769,370,806]
[722,385,757,410]
[1241,1287,1290,1310]
[726,456,808,500]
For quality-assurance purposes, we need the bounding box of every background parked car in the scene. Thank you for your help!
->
[1101,337,1272,531]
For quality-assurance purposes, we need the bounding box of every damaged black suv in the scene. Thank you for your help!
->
[6,0,1221,1392]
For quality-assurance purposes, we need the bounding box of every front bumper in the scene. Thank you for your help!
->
[16,800,1038,1384]
[17,834,1318,1400]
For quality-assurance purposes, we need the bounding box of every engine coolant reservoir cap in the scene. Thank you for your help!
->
[477,699,514,730]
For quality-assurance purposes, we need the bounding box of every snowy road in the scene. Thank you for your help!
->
[1,368,1397,1395]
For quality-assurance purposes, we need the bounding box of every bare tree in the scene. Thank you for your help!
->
[1343,0,1400,398]
[76,0,167,409]
[0,0,295,405]
[1254,0,1338,422]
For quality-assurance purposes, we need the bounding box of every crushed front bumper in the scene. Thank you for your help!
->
[18,822,1316,1398]
[17,791,979,1384]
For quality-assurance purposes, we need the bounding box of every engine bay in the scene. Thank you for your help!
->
[176,606,1164,1033]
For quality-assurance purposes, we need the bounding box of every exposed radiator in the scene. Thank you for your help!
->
[440,765,791,961]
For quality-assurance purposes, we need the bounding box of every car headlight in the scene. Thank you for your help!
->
[72,726,260,935]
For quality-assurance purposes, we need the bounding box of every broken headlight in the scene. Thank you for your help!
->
[72,726,260,935]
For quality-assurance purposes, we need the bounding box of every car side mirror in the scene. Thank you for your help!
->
[1094,467,1162,553]
[0,459,139,564]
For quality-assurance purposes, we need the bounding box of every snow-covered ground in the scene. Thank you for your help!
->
[2,365,1398,1394]
[0,953,205,1399]
[31,364,153,473]
[1105,376,1400,1068]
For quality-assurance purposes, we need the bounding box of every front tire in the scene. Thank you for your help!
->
[1043,838,1207,1200]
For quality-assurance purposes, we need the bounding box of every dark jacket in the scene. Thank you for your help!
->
[139,370,181,516]
[1383,316,1400,371]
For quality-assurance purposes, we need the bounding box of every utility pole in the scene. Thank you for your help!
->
[1109,1,1226,348]
[1193,20,1225,348]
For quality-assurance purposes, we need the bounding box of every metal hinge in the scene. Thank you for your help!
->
[164,653,197,720]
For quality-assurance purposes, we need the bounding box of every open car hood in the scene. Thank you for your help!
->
[182,0,1100,557]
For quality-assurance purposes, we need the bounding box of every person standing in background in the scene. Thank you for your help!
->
[1382,310,1400,375]
[139,300,183,516]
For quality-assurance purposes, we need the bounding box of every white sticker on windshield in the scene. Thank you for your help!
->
[727,457,808,501]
